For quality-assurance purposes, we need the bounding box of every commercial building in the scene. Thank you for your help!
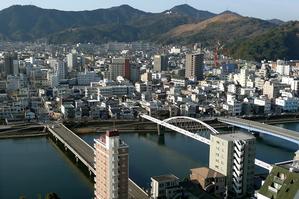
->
[4,52,18,76]
[94,130,129,199]
[185,52,204,81]
[209,132,256,198]
[153,55,168,72]
[77,70,100,86]
[263,80,289,99]
[109,58,130,80]
[275,97,299,112]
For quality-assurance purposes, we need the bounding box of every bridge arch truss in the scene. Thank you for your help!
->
[163,116,220,140]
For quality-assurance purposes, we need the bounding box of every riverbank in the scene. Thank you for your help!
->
[0,126,47,139]
[0,132,48,139]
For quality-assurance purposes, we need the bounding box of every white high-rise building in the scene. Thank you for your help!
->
[276,60,290,76]
[50,59,67,82]
[209,132,256,198]
[239,67,248,87]
[67,53,77,72]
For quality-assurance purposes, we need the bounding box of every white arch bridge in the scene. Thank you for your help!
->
[140,114,272,171]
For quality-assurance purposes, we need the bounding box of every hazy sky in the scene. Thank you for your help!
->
[0,0,298,21]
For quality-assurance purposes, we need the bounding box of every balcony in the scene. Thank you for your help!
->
[268,186,278,193]
[233,184,243,194]
[232,178,242,187]
[234,149,244,158]
[234,155,244,165]
[233,160,244,170]
[233,168,243,178]
[274,176,285,184]
[233,174,243,183]
[234,142,245,151]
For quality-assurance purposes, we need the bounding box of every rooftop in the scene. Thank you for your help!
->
[258,165,299,199]
[190,167,225,178]
[214,132,255,141]
[151,174,179,182]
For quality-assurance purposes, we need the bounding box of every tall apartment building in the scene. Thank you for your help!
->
[185,52,204,81]
[49,59,67,81]
[66,52,77,72]
[109,58,130,80]
[239,67,249,87]
[153,55,168,72]
[94,130,129,199]
[209,132,256,198]
[263,80,289,99]
[4,52,18,76]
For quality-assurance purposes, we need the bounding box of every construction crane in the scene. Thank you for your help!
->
[214,41,224,67]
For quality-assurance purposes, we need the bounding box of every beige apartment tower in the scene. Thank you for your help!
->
[94,130,129,199]
[153,55,168,72]
[209,132,256,198]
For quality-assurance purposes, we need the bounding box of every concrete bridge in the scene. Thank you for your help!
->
[47,123,148,199]
[218,117,299,145]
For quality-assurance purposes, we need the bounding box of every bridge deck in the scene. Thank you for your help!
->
[48,124,148,199]
[219,117,299,144]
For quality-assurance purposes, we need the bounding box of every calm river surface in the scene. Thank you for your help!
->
[0,123,298,198]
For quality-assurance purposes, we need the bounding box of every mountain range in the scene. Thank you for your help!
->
[0,4,299,61]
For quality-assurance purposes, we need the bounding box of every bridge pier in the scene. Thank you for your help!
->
[251,131,260,137]
[157,124,164,136]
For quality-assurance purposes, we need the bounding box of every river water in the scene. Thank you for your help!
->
[0,123,298,199]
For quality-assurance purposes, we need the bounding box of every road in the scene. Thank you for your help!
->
[219,117,299,144]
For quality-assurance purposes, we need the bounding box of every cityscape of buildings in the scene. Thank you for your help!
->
[0,39,299,199]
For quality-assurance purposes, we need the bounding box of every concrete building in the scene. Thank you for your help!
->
[275,97,299,112]
[109,58,130,80]
[77,70,100,86]
[50,59,67,81]
[140,71,152,82]
[263,80,288,99]
[67,53,77,72]
[254,96,272,114]
[239,67,249,87]
[190,167,226,197]
[153,55,168,72]
[276,60,291,76]
[94,130,129,199]
[209,132,256,198]
[151,174,181,199]
[185,52,204,81]
[4,52,18,76]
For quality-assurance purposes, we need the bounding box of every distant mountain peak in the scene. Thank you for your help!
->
[219,10,241,16]
[169,4,215,22]
[268,19,285,25]
[116,4,134,9]
[171,4,198,11]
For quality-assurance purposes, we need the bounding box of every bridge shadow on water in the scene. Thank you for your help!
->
[47,135,95,183]
[255,135,297,152]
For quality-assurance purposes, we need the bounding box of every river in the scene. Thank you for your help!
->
[0,123,298,198]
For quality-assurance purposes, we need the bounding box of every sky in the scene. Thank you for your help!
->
[0,0,298,21]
